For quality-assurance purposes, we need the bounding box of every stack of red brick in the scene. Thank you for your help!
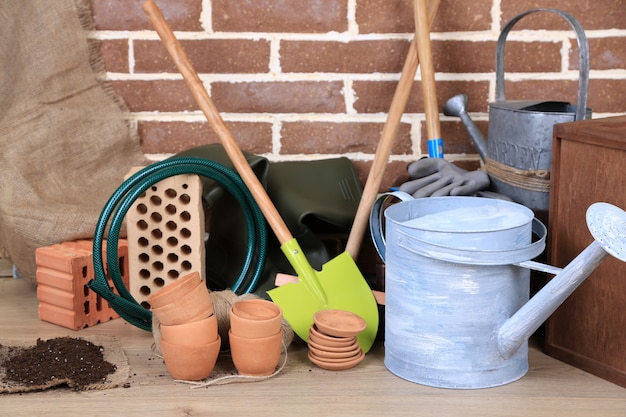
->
[35,240,129,330]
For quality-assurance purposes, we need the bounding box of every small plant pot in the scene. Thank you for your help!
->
[160,335,221,381]
[230,299,282,339]
[151,278,214,325]
[229,329,282,376]
[160,314,218,345]
[147,271,203,310]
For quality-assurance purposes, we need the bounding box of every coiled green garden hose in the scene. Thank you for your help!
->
[88,157,267,331]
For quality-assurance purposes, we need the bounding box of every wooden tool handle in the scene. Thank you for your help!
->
[142,0,293,244]
[345,0,440,259]
[414,0,441,141]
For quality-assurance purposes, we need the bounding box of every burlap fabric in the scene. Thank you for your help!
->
[0,335,129,393]
[0,0,147,281]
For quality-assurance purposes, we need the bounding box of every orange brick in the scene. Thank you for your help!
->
[35,239,129,330]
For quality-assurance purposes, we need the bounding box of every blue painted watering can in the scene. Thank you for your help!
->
[370,192,626,389]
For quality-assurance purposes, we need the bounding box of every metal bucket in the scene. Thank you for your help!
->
[486,8,591,218]
[378,195,545,389]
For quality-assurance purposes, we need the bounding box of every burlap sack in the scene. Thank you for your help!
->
[0,0,147,281]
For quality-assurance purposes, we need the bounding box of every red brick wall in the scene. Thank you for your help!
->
[90,0,626,190]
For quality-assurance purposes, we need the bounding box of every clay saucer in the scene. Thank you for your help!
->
[308,349,365,371]
[308,343,361,360]
[313,309,367,338]
[308,338,359,354]
[308,328,357,348]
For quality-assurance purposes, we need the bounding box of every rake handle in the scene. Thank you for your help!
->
[345,0,440,259]
[414,0,442,155]
[142,0,293,244]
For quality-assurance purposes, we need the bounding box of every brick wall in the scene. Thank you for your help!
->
[90,0,626,190]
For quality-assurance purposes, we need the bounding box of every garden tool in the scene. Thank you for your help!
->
[143,0,379,352]
[344,0,440,260]
[414,0,443,158]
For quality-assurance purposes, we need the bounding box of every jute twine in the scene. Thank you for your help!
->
[485,157,551,193]
[151,289,294,387]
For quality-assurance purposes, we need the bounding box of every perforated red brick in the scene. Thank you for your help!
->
[35,240,129,330]
[125,170,205,309]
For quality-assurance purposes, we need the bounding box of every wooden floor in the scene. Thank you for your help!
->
[1,277,625,417]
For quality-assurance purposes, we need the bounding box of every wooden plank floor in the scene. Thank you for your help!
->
[1,277,625,416]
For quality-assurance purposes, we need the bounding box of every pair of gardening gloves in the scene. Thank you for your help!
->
[398,158,491,198]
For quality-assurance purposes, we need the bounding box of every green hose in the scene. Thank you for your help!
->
[88,157,267,331]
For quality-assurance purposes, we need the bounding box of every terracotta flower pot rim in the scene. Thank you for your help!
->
[160,314,218,345]
[230,300,283,338]
[147,271,203,309]
[231,299,282,320]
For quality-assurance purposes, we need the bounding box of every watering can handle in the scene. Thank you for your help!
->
[495,8,590,121]
[369,191,416,262]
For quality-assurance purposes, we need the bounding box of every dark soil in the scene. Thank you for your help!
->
[1,336,116,389]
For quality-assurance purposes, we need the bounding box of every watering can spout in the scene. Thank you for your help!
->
[498,202,626,359]
[443,94,488,161]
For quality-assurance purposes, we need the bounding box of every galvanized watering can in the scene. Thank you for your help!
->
[443,8,592,218]
[370,192,626,389]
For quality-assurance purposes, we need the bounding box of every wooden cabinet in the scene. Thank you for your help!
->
[546,115,626,388]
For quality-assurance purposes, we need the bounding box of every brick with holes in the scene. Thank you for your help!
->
[125,169,205,309]
[35,239,129,330]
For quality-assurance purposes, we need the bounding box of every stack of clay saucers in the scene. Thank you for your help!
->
[307,309,367,371]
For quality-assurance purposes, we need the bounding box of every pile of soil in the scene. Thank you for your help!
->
[1,336,117,390]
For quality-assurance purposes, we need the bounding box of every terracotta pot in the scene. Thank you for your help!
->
[151,278,214,325]
[147,271,203,309]
[160,335,221,381]
[230,299,282,339]
[160,314,218,345]
[229,329,282,376]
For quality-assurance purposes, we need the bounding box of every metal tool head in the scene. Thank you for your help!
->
[267,244,379,353]
[586,202,626,261]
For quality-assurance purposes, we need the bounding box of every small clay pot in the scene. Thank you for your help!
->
[160,314,218,345]
[229,329,282,376]
[147,271,203,309]
[160,336,221,381]
[151,279,214,325]
[230,299,282,339]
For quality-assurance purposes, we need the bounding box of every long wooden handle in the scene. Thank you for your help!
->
[414,0,441,142]
[345,0,440,259]
[142,0,293,244]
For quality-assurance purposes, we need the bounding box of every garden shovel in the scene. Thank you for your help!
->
[142,0,379,352]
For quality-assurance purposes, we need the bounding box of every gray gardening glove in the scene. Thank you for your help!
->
[399,158,490,198]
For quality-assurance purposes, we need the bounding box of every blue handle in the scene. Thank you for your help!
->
[427,138,444,158]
